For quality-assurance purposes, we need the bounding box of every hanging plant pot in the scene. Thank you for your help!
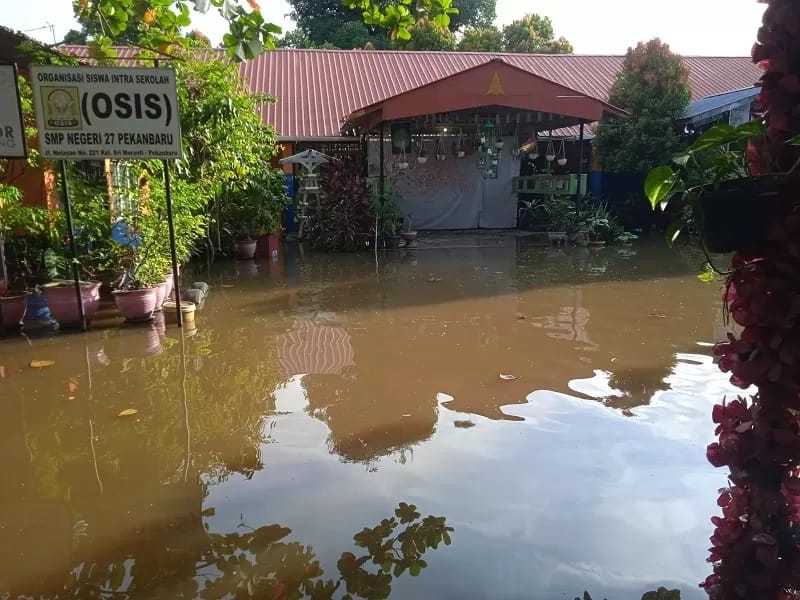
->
[0,293,27,330]
[698,176,783,253]
[495,139,505,150]
[398,161,409,170]
[417,156,428,164]
[233,239,257,259]
[528,152,539,161]
[457,151,465,159]
[557,158,568,167]
[545,153,556,162]
[113,288,159,323]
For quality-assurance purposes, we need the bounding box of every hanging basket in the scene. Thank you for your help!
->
[545,153,556,162]
[399,161,409,170]
[495,139,505,150]
[557,158,568,167]
[418,156,428,164]
[698,176,784,253]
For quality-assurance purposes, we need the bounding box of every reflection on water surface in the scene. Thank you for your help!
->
[0,238,738,598]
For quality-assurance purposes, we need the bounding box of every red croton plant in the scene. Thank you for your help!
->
[702,1,800,599]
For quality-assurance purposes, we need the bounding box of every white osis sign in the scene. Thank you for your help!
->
[31,65,182,160]
[0,64,27,159]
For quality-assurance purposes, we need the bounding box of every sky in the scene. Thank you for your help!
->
[1,0,766,56]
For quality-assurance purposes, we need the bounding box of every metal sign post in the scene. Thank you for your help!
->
[57,160,87,331]
[163,160,182,327]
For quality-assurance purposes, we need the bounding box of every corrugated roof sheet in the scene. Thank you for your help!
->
[683,86,759,120]
[241,50,762,138]
[58,46,762,139]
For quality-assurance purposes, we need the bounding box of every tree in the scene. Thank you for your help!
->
[186,29,211,46]
[593,39,691,173]
[449,0,496,30]
[392,19,456,51]
[502,13,573,54]
[276,28,318,48]
[72,0,284,61]
[61,28,88,44]
[294,0,461,45]
[69,1,463,60]
[457,26,503,52]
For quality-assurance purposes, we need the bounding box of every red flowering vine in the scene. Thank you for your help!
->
[702,2,800,599]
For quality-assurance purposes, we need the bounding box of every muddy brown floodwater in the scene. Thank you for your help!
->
[0,236,742,599]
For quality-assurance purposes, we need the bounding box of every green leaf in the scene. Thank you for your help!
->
[409,561,421,576]
[690,124,736,152]
[644,166,678,210]
[381,560,393,573]
[664,221,682,247]
[672,152,690,167]
[734,121,765,138]
[245,39,264,58]
[442,531,451,546]
[698,263,716,283]
[393,563,407,577]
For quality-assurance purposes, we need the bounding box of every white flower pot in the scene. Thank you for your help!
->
[399,161,409,170]
[545,154,556,162]
[457,151,465,158]
[417,156,428,164]
[557,158,568,166]
[495,141,505,150]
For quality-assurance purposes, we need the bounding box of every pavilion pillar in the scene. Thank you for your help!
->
[576,121,585,217]
[379,122,385,198]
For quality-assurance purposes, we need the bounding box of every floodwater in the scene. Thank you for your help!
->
[0,235,742,599]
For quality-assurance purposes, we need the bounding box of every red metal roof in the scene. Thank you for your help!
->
[59,45,762,139]
[241,50,761,138]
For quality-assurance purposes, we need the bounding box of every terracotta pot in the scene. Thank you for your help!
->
[113,288,158,323]
[163,272,175,302]
[45,282,101,328]
[267,233,281,257]
[154,280,168,312]
[234,239,257,260]
[0,294,27,330]
[400,231,418,248]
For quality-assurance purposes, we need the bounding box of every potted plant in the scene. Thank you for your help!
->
[373,190,403,249]
[108,234,169,322]
[41,166,117,328]
[0,185,29,330]
[221,169,289,260]
[645,121,776,253]
[400,213,418,248]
